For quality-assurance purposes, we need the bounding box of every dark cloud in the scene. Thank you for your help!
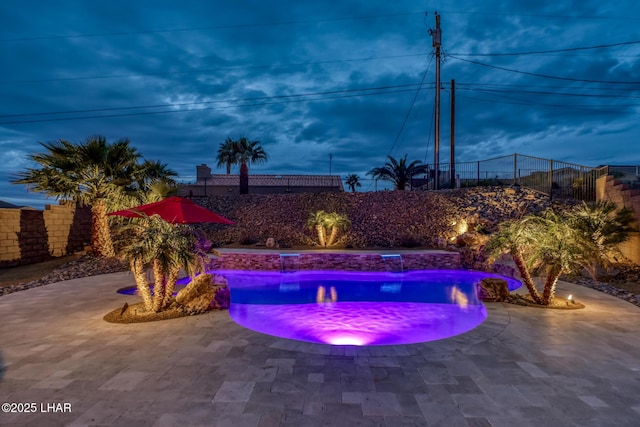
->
[1,1,639,208]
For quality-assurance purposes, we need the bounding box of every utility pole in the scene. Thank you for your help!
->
[429,12,442,190]
[329,153,332,176]
[450,78,455,188]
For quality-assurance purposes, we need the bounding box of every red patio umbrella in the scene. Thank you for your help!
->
[107,196,235,224]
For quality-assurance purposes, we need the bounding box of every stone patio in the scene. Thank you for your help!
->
[1,271,640,426]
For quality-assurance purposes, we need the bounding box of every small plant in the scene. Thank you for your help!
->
[306,210,351,247]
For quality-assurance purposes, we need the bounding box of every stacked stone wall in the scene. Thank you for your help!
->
[207,250,460,271]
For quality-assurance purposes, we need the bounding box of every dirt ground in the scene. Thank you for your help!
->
[0,255,81,288]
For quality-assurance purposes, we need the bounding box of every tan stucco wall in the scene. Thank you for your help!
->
[596,175,640,265]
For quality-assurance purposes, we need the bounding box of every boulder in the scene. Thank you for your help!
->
[176,274,214,306]
[477,278,510,302]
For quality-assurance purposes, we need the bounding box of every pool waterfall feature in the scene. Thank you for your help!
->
[380,254,404,273]
[280,253,300,273]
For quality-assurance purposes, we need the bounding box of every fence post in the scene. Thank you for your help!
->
[476,161,480,186]
[513,153,517,186]
[548,159,554,201]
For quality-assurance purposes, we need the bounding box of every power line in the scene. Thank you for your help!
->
[438,9,640,21]
[387,57,433,157]
[449,40,640,57]
[0,11,424,43]
[0,53,428,85]
[0,85,433,125]
[457,86,640,100]
[447,54,640,84]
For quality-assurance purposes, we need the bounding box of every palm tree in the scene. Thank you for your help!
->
[324,212,351,246]
[486,203,635,306]
[230,137,268,194]
[11,136,145,257]
[216,137,236,175]
[345,174,361,192]
[565,201,636,282]
[367,155,428,190]
[524,210,584,305]
[485,216,543,304]
[306,210,328,246]
[119,216,206,312]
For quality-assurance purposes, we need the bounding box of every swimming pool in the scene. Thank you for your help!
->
[222,269,521,346]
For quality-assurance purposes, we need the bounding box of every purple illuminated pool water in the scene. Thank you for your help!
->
[220,269,521,346]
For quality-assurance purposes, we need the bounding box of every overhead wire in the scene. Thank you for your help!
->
[0,11,425,43]
[0,84,433,125]
[447,54,640,85]
[448,40,640,56]
[386,56,433,157]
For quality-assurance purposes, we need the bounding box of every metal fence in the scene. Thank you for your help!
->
[420,154,604,201]
[594,165,640,190]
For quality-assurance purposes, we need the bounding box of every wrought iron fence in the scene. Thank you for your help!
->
[419,154,601,201]
[594,165,640,190]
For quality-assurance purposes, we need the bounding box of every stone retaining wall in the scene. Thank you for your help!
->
[207,250,461,271]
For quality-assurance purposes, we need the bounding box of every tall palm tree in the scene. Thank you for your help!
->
[216,137,236,175]
[324,212,351,246]
[345,174,361,192]
[230,137,268,194]
[133,160,178,191]
[11,136,140,257]
[12,136,177,258]
[367,155,427,190]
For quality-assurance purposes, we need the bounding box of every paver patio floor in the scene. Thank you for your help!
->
[1,271,639,426]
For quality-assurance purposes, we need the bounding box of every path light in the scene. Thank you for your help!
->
[567,294,573,306]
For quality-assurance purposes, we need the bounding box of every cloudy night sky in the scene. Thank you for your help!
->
[1,0,639,208]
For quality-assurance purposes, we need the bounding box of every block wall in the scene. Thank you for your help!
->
[0,203,91,267]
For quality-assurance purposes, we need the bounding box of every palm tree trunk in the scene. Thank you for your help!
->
[152,259,165,312]
[239,162,249,194]
[511,249,543,304]
[226,162,231,174]
[316,225,326,246]
[163,267,180,309]
[91,198,115,257]
[542,266,563,305]
[327,226,338,247]
[130,259,153,311]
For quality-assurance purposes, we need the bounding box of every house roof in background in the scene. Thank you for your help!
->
[198,174,344,190]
